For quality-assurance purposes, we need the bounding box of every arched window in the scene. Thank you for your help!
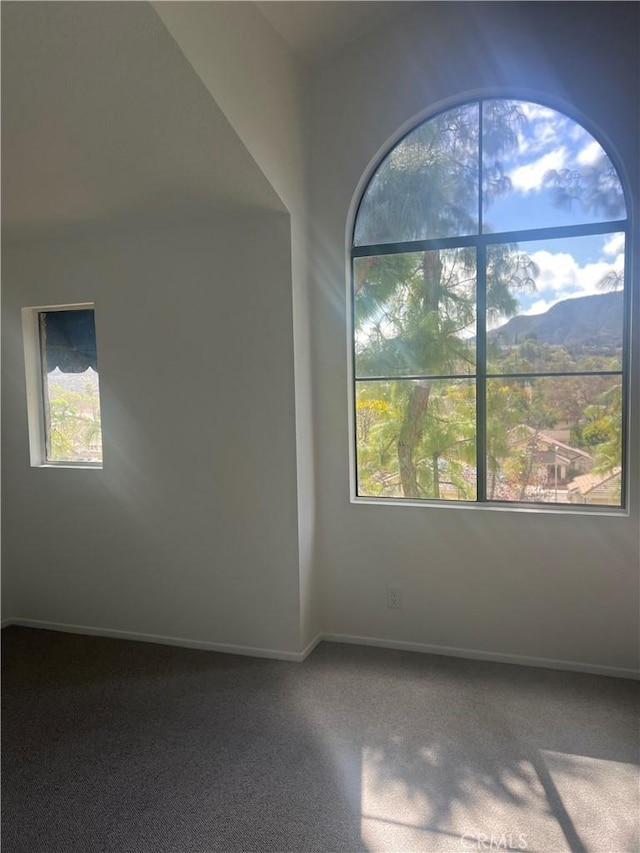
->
[352,99,629,507]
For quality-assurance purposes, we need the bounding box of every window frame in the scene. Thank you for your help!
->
[349,96,632,513]
[21,302,103,470]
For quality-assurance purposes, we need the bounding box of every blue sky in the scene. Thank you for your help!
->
[483,101,625,325]
[488,231,625,329]
[483,101,624,234]
[356,100,626,343]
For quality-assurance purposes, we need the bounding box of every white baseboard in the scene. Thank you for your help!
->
[3,617,313,663]
[321,632,640,680]
[3,619,637,679]
[300,632,323,661]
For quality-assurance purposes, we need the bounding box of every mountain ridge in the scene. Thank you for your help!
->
[489,290,623,348]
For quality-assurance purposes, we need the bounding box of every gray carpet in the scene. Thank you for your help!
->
[2,626,638,853]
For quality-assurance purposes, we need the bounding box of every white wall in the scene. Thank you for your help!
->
[155,2,320,647]
[309,2,640,672]
[2,213,303,654]
[3,1,638,674]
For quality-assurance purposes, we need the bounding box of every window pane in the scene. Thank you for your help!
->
[43,368,103,464]
[356,379,476,500]
[354,103,479,246]
[354,249,476,377]
[40,310,102,464]
[487,233,624,373]
[482,100,626,234]
[486,376,622,505]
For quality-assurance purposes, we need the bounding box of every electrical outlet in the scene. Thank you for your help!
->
[387,585,402,609]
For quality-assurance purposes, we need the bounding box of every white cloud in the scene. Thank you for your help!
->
[509,148,567,193]
[520,103,557,123]
[523,298,560,316]
[576,140,603,166]
[516,249,623,317]
[568,122,591,145]
[515,110,560,157]
[508,107,605,194]
[603,233,625,256]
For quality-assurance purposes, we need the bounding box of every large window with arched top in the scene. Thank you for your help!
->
[352,99,629,507]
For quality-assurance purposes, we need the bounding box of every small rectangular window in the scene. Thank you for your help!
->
[22,304,103,468]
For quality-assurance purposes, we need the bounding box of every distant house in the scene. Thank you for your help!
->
[567,468,622,505]
[510,427,593,486]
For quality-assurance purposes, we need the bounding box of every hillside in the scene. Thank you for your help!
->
[489,291,623,348]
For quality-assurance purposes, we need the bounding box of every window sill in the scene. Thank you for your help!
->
[351,495,628,517]
[33,463,103,470]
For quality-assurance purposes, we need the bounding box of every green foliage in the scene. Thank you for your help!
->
[355,249,476,378]
[356,381,476,499]
[47,376,102,462]
[584,384,622,473]
[543,153,626,220]
[356,103,480,245]
[485,382,528,499]
[582,420,614,447]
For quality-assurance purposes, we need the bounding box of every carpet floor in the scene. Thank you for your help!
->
[2,626,638,852]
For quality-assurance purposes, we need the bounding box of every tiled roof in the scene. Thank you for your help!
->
[567,467,622,495]
[511,426,593,460]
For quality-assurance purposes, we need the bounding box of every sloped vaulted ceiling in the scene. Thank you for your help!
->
[254,1,414,67]
[1,1,285,238]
